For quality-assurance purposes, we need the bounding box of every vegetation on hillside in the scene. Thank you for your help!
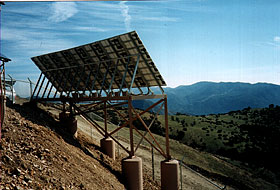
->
[90,102,280,189]
[156,105,280,187]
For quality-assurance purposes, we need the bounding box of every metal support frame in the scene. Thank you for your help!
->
[99,61,112,96]
[41,80,50,98]
[33,54,149,101]
[67,67,79,97]
[89,43,129,95]
[64,94,169,160]
[104,100,108,137]
[57,69,70,97]
[30,48,170,160]
[128,96,134,157]
[75,65,86,92]
[128,32,164,93]
[83,66,94,95]
[119,57,129,93]
[35,75,46,99]
[31,72,42,100]
[108,59,120,93]
[108,39,143,94]
[135,102,164,152]
[129,55,140,93]
[90,61,102,95]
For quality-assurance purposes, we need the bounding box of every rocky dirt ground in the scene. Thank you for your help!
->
[1,103,159,190]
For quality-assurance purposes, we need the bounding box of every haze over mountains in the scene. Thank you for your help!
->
[134,82,280,115]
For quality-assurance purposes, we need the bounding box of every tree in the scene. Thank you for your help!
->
[181,119,185,126]
[269,104,274,109]
[177,130,185,140]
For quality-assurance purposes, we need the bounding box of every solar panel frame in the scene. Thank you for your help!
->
[31,31,166,95]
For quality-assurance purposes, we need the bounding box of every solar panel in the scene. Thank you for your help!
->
[31,31,166,95]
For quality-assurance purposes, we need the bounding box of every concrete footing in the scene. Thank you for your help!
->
[59,112,77,138]
[122,156,143,190]
[66,117,77,138]
[161,159,179,190]
[59,111,70,121]
[100,138,115,160]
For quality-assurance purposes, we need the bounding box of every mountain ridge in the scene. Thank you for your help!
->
[145,81,280,115]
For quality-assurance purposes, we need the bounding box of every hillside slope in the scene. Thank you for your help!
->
[2,102,278,190]
[0,105,158,189]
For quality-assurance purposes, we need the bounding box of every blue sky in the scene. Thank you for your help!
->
[1,0,280,97]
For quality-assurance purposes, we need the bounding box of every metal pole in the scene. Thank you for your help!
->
[108,59,119,93]
[104,100,108,137]
[128,96,134,157]
[164,96,171,160]
[119,57,129,93]
[35,75,46,99]
[27,78,32,100]
[31,72,42,100]
[41,80,50,98]
[117,122,120,157]
[180,160,183,190]
[129,55,140,93]
[8,75,13,104]
[152,145,155,180]
[99,61,112,96]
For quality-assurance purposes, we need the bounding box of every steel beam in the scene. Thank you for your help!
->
[31,72,42,100]
[129,54,140,93]
[119,57,129,93]
[35,75,46,99]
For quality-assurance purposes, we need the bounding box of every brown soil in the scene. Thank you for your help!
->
[1,104,159,190]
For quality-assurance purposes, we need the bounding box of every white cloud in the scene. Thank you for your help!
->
[274,36,280,42]
[139,16,178,22]
[1,27,75,56]
[74,26,107,32]
[48,2,78,22]
[119,1,132,32]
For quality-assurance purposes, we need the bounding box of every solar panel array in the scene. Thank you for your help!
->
[31,31,166,94]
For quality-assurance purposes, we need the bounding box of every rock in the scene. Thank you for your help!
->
[60,184,66,190]
[20,162,27,170]
[62,155,68,161]
[2,155,13,164]
[12,168,22,176]
[22,180,28,186]
[15,185,23,190]
[79,183,85,189]
[44,149,50,153]
[30,170,35,176]
[24,175,32,183]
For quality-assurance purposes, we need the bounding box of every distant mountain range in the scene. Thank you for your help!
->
[133,82,280,115]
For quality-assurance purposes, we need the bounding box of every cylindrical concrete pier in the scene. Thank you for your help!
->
[100,137,115,160]
[59,112,77,138]
[122,156,143,190]
[66,117,77,137]
[161,159,179,190]
[59,111,70,122]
